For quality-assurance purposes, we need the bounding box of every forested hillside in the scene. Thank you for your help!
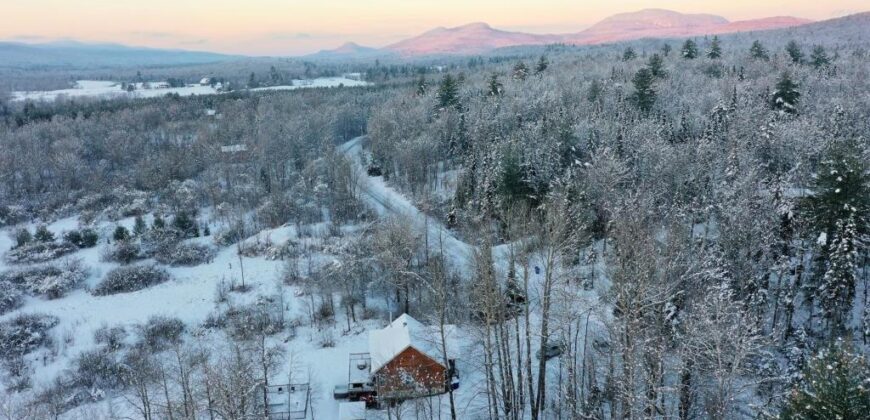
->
[0,12,868,420]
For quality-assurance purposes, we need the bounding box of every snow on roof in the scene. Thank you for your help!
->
[338,401,366,420]
[368,313,457,374]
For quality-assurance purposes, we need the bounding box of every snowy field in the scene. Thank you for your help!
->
[11,77,370,102]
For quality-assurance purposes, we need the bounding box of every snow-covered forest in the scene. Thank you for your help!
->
[0,12,868,420]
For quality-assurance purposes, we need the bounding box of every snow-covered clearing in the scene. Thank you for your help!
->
[12,77,370,102]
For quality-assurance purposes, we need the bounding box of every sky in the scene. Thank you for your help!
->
[0,0,865,56]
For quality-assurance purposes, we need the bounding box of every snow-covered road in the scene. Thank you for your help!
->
[339,137,476,276]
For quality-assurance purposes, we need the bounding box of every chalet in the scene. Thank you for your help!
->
[368,314,458,400]
[333,314,459,407]
[199,77,212,86]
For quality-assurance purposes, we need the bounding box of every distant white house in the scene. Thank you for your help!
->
[152,81,171,89]
[205,109,217,117]
[199,77,212,86]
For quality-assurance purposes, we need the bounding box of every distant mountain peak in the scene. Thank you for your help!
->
[456,22,493,30]
[385,21,558,55]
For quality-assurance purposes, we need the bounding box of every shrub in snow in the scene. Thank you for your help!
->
[0,281,23,315]
[93,264,171,296]
[238,237,288,260]
[213,221,254,246]
[64,228,99,248]
[72,349,124,390]
[0,260,88,299]
[101,241,143,265]
[13,228,32,248]
[155,242,215,266]
[0,313,59,359]
[34,225,55,243]
[75,186,150,220]
[93,325,127,352]
[0,205,27,227]
[4,241,77,264]
[139,226,182,256]
[140,316,185,350]
[213,303,284,340]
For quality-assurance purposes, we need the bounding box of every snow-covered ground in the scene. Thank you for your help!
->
[12,77,370,102]
[0,137,606,419]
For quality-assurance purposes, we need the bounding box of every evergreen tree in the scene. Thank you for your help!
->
[435,74,461,111]
[647,54,666,78]
[133,215,147,236]
[487,74,503,97]
[415,76,428,96]
[113,225,130,242]
[681,39,698,59]
[586,79,603,104]
[152,214,166,230]
[810,45,831,69]
[535,55,549,74]
[512,61,529,81]
[780,342,870,419]
[707,36,722,59]
[14,228,32,248]
[34,225,54,243]
[786,40,804,64]
[80,228,99,248]
[819,217,858,335]
[173,212,198,237]
[622,47,637,61]
[629,68,656,114]
[247,72,259,88]
[750,40,769,60]
[800,139,870,238]
[771,72,800,114]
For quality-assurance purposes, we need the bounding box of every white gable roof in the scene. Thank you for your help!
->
[368,313,457,374]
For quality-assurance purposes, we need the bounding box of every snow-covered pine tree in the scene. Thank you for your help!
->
[34,225,54,243]
[707,36,722,59]
[810,45,831,69]
[435,74,460,111]
[487,74,503,97]
[749,40,769,60]
[629,68,656,114]
[819,216,857,335]
[771,72,800,114]
[535,55,549,74]
[681,39,698,59]
[780,340,870,419]
[512,61,529,81]
[415,76,428,96]
[647,53,666,78]
[786,40,803,64]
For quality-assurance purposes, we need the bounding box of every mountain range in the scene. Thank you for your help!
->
[0,9,827,67]
[315,9,814,57]
[0,40,237,69]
